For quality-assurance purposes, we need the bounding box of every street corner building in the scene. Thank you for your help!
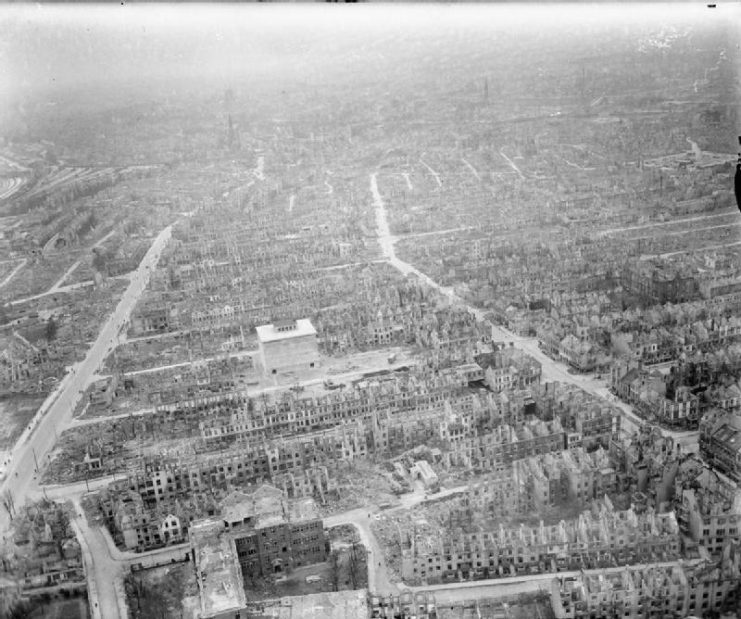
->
[184,485,329,616]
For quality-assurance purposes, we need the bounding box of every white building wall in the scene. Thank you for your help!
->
[260,334,319,374]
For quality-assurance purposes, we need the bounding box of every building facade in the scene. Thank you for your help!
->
[256,319,319,374]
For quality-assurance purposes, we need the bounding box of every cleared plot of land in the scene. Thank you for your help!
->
[0,393,48,450]
[104,332,257,374]
[2,252,85,301]
[126,563,197,619]
[243,547,368,602]
[29,597,89,619]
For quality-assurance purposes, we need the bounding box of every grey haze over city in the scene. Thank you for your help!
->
[0,3,739,619]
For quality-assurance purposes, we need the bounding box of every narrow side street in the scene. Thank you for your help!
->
[419,156,442,188]
[0,259,27,290]
[71,497,125,619]
[461,157,481,181]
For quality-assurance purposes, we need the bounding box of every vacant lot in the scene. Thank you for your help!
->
[0,393,47,450]
[29,597,89,619]
[126,562,197,619]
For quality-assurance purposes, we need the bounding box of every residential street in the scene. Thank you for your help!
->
[371,171,699,446]
[0,171,703,616]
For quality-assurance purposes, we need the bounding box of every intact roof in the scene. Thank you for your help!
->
[256,318,317,343]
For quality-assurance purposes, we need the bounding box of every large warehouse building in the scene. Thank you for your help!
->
[256,319,319,375]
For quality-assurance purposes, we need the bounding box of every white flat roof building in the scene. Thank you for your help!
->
[256,319,319,375]
[256,319,317,343]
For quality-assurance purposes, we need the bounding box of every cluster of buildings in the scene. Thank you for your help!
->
[611,345,741,429]
[401,497,680,585]
[536,288,741,376]
[0,500,85,612]
[70,356,624,553]
[378,403,741,592]
[674,456,741,556]
[128,179,378,348]
[96,484,218,550]
[181,485,328,619]
[700,409,741,482]
[550,555,741,618]
[90,354,256,411]
[458,446,616,521]
[610,361,701,428]
[0,330,62,394]
[620,259,701,305]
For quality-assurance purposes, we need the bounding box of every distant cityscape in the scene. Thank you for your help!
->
[0,4,739,619]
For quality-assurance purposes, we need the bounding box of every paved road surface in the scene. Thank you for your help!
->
[419,156,442,188]
[405,558,697,604]
[0,225,172,614]
[325,508,398,595]
[598,210,737,236]
[0,258,26,289]
[71,497,125,619]
[461,158,481,181]
[499,147,525,180]
[371,171,696,448]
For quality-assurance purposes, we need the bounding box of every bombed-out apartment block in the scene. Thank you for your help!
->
[184,531,364,619]
[550,553,741,619]
[674,455,741,557]
[196,367,487,444]
[460,446,616,520]
[131,300,175,335]
[448,417,566,470]
[144,357,254,406]
[401,497,680,584]
[222,485,327,578]
[101,369,623,509]
[371,591,438,619]
[184,485,326,618]
[98,485,219,551]
[1,500,86,602]
[474,348,542,392]
[0,329,65,392]
[620,260,700,305]
[123,451,334,508]
[69,358,621,486]
[608,425,678,496]
[610,362,701,428]
[700,409,741,482]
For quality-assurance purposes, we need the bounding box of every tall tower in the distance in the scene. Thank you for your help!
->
[224,88,240,150]
[483,77,489,104]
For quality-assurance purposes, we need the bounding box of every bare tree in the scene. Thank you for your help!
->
[329,549,340,591]
[2,490,15,521]
[348,541,361,589]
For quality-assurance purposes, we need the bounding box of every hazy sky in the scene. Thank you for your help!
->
[0,3,736,107]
